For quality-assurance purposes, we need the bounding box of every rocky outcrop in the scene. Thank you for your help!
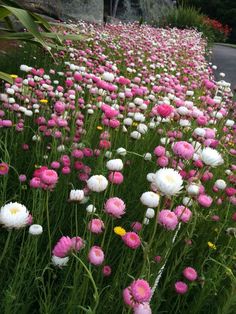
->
[17,0,172,23]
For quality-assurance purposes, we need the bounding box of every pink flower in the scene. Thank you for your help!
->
[30,177,41,188]
[108,171,124,184]
[52,236,73,257]
[71,236,84,251]
[40,169,58,185]
[154,104,173,117]
[131,221,142,232]
[122,232,141,249]
[0,162,9,175]
[88,246,104,266]
[197,194,213,208]
[102,265,112,276]
[175,281,188,294]
[123,287,135,308]
[158,209,178,230]
[174,206,192,223]
[130,279,152,303]
[88,218,104,234]
[183,267,198,281]
[154,146,165,157]
[134,303,152,314]
[104,197,126,218]
[172,141,195,160]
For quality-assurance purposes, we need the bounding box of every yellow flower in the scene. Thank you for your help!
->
[114,226,126,236]
[208,241,216,250]
[10,74,18,79]
[132,122,138,127]
[97,126,103,131]
[39,99,48,104]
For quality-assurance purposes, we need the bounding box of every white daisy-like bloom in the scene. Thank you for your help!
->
[69,189,85,202]
[187,184,200,196]
[52,255,69,267]
[140,191,160,207]
[145,208,155,219]
[137,123,148,134]
[106,159,123,171]
[29,224,43,235]
[143,153,152,161]
[194,128,206,137]
[215,179,227,190]
[0,202,29,229]
[143,218,150,225]
[123,117,133,126]
[116,147,127,156]
[201,147,224,167]
[153,168,183,196]
[183,197,193,206]
[179,119,191,127]
[130,131,141,140]
[87,175,108,193]
[134,112,145,122]
[225,119,234,127]
[86,204,96,213]
[102,72,115,82]
[134,97,143,106]
[146,173,155,182]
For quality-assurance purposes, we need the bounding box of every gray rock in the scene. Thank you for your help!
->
[61,0,103,23]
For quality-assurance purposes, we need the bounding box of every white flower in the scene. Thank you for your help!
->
[134,112,145,122]
[137,123,148,134]
[102,72,115,82]
[140,191,160,207]
[225,120,234,127]
[86,204,96,213]
[52,255,69,267]
[183,197,193,206]
[134,97,143,106]
[187,184,200,196]
[0,202,29,229]
[143,153,152,161]
[105,151,112,159]
[106,159,123,171]
[201,147,223,167]
[143,218,150,225]
[69,189,85,202]
[116,147,127,156]
[215,179,226,190]
[87,175,108,192]
[29,224,43,235]
[130,131,141,140]
[194,128,206,137]
[123,118,133,126]
[179,119,191,127]
[146,173,155,182]
[145,208,155,219]
[153,168,183,196]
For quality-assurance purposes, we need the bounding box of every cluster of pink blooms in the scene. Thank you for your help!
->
[1,21,236,312]
[175,266,198,294]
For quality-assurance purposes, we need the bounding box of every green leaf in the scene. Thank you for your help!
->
[0,5,46,47]
[0,7,10,19]
[0,71,13,84]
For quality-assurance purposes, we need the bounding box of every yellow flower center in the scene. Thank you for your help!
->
[10,207,20,215]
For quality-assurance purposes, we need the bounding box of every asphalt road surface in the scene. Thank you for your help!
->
[212,44,236,89]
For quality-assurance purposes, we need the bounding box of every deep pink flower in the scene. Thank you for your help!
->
[0,162,9,175]
[122,232,141,249]
[52,236,73,257]
[102,265,112,276]
[183,267,198,281]
[108,171,124,184]
[197,194,213,208]
[130,279,152,303]
[172,141,195,160]
[40,169,58,185]
[174,206,192,223]
[175,281,188,294]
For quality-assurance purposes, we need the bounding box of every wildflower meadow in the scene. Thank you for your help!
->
[0,22,236,314]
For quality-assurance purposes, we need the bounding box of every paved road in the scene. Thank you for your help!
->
[212,44,236,89]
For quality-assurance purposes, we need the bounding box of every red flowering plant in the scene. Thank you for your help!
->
[203,17,232,42]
